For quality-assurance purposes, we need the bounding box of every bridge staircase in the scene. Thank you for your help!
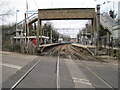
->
[6,13,38,35]
[99,13,117,56]
[100,12,116,34]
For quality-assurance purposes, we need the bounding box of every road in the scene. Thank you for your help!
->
[1,51,38,83]
[1,44,118,89]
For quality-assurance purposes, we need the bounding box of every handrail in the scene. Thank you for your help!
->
[5,13,38,32]
[100,13,116,34]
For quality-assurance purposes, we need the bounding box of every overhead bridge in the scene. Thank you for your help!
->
[37,8,96,46]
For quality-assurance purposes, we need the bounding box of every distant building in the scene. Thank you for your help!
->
[78,24,92,45]
[70,38,76,43]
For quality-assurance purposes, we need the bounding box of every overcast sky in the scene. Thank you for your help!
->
[1,0,119,38]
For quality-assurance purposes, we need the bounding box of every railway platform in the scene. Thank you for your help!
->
[71,43,118,64]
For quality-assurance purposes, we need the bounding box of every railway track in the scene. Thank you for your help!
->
[65,45,117,90]
[2,44,118,89]
[2,45,62,89]
[69,45,118,70]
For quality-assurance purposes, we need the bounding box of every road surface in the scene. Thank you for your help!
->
[1,44,118,89]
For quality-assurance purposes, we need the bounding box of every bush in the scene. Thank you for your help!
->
[2,44,13,51]
[2,43,21,52]
[13,43,21,52]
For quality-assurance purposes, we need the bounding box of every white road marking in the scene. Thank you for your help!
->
[57,55,60,89]
[69,55,72,59]
[112,64,118,66]
[50,52,52,55]
[0,62,22,70]
[65,56,93,88]
[73,77,92,85]
[82,61,113,88]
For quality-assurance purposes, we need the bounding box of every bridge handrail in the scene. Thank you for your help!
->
[26,14,38,23]
[100,13,116,33]
[5,13,38,34]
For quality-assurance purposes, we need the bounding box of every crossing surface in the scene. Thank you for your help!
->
[1,44,118,89]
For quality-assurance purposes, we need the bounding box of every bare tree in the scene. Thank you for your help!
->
[0,0,14,24]
[0,0,14,49]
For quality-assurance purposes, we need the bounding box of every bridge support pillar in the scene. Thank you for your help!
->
[37,19,42,50]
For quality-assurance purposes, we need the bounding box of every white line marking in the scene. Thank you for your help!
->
[112,64,118,66]
[82,61,113,88]
[0,62,22,70]
[64,58,93,88]
[57,55,60,89]
[70,52,112,88]
[50,52,52,55]
[68,55,72,60]
[73,80,92,85]
[73,77,92,85]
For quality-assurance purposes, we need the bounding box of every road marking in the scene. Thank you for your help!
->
[81,61,113,88]
[73,77,92,85]
[69,55,72,59]
[57,55,60,89]
[0,62,22,70]
[65,56,93,88]
[50,52,52,55]
[71,53,114,89]
[112,64,118,66]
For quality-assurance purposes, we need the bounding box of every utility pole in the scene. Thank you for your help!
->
[85,24,88,45]
[36,18,40,50]
[1,15,4,46]
[50,29,52,43]
[96,4,100,55]
[16,10,19,43]
[25,13,27,45]
[26,12,29,43]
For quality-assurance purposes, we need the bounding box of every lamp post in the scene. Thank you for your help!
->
[15,10,19,43]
